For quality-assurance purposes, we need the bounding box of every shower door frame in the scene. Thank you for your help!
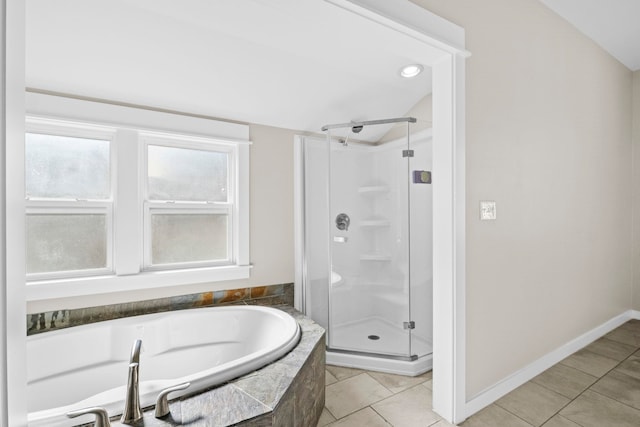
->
[294,1,468,424]
[324,117,417,361]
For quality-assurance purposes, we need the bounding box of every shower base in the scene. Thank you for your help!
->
[327,317,433,376]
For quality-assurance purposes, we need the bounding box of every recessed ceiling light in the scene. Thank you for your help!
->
[399,64,423,78]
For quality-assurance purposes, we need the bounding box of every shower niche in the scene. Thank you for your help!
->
[297,117,433,375]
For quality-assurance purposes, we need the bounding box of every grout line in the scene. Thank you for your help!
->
[324,404,338,422]
[364,372,395,395]
[530,373,599,401]
[369,405,394,426]
[491,401,537,427]
[589,389,640,414]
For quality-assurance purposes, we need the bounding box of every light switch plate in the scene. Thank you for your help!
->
[480,201,496,220]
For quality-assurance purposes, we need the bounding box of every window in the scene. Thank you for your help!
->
[25,96,250,301]
[25,119,115,280]
[142,134,235,270]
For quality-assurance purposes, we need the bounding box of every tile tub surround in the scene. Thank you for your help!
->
[72,306,325,427]
[26,283,294,335]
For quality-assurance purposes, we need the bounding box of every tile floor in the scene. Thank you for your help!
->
[317,320,640,427]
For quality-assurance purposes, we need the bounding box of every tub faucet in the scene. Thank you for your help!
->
[121,339,143,425]
[129,338,141,364]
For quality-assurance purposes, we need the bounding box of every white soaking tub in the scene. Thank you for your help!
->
[26,305,301,427]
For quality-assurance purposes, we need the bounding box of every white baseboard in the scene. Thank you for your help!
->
[464,310,635,419]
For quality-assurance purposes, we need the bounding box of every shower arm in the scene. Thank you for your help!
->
[321,117,416,132]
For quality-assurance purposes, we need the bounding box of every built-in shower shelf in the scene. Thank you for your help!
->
[360,254,392,261]
[360,219,390,227]
[357,185,389,195]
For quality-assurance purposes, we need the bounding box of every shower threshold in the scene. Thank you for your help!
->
[327,346,418,362]
[326,347,432,376]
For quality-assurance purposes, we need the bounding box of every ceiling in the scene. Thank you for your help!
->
[26,0,437,142]
[538,0,640,71]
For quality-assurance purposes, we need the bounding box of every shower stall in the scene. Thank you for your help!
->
[295,117,433,376]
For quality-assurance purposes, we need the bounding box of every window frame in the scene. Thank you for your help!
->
[24,94,251,302]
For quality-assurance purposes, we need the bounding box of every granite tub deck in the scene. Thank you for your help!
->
[95,306,325,427]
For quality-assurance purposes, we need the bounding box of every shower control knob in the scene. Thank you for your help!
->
[336,213,350,231]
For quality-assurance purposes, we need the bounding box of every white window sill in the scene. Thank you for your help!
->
[25,265,252,302]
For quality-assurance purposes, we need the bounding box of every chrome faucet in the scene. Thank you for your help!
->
[129,338,142,364]
[121,339,143,424]
[67,407,111,427]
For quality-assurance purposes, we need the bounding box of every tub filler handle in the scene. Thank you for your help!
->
[66,406,111,427]
[155,382,191,418]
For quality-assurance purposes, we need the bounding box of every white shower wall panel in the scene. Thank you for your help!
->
[302,137,330,330]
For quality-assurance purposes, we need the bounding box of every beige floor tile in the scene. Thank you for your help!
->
[591,370,640,410]
[423,379,433,390]
[583,337,637,361]
[417,370,434,381]
[560,390,640,427]
[431,420,457,427]
[325,373,393,419]
[618,321,640,336]
[368,370,432,394]
[327,407,391,427]
[531,363,597,399]
[615,354,640,380]
[326,365,367,381]
[325,370,338,386]
[540,415,581,427]
[559,348,619,377]
[372,384,441,427]
[496,381,570,426]
[317,408,336,426]
[605,327,640,347]
[460,404,533,427]
[621,319,640,329]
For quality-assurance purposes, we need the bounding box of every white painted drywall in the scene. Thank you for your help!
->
[411,0,633,399]
[2,0,27,425]
[633,70,640,311]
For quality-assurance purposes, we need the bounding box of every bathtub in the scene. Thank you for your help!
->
[26,305,301,427]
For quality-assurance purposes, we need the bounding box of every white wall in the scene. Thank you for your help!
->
[2,0,27,425]
[634,70,640,310]
[412,0,633,399]
[28,123,295,313]
[378,95,432,144]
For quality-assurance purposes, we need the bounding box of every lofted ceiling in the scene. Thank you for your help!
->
[26,0,436,141]
[538,0,640,71]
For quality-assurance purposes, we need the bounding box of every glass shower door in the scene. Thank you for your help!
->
[327,122,413,359]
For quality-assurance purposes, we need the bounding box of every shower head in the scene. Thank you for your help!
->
[351,125,364,134]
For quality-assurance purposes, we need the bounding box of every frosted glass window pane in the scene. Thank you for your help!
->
[151,214,228,264]
[147,145,228,202]
[26,214,107,274]
[25,133,110,199]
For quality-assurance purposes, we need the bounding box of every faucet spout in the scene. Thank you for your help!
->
[121,340,143,424]
[130,338,142,364]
